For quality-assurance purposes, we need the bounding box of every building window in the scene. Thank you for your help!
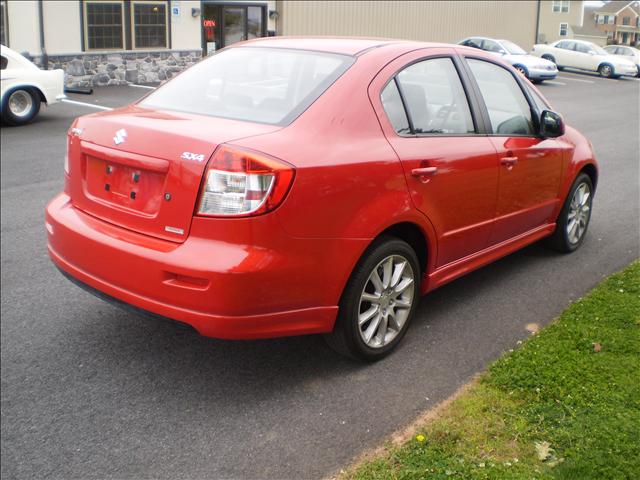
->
[622,16,631,26]
[559,23,568,36]
[132,1,168,48]
[609,16,615,24]
[552,0,569,13]
[84,1,125,50]
[0,0,7,46]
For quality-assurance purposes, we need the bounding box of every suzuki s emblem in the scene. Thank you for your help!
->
[113,128,127,145]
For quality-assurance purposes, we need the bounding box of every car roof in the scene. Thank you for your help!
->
[240,36,452,56]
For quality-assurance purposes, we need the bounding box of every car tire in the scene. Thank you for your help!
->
[541,54,562,70]
[514,65,529,78]
[532,79,544,84]
[1,87,41,126]
[545,173,594,253]
[324,236,421,361]
[598,63,614,78]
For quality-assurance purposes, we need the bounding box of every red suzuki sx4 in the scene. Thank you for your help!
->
[46,38,598,360]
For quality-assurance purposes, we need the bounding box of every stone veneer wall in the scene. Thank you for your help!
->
[32,50,202,88]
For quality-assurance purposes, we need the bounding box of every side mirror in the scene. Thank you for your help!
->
[540,110,565,138]
[499,50,507,55]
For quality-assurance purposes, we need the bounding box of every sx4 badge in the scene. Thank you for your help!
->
[181,152,206,162]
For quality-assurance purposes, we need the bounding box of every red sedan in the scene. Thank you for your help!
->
[46,38,597,360]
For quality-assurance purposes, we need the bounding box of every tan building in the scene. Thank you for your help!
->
[274,1,539,48]
[537,0,585,43]
[1,0,545,87]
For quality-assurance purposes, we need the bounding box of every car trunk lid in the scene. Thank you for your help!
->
[70,106,280,242]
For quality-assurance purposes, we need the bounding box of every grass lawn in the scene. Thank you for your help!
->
[342,261,640,480]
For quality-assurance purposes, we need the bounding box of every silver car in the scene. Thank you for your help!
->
[458,37,558,83]
[604,45,640,77]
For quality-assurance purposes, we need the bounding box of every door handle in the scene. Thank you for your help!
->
[500,156,518,167]
[411,166,438,177]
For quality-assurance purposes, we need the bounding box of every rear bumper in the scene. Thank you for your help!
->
[45,193,360,339]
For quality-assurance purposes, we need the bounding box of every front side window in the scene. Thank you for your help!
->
[467,59,534,136]
[133,1,168,48]
[394,57,474,135]
[575,42,592,53]
[85,1,124,50]
[140,47,354,125]
[500,40,527,55]
[559,23,568,36]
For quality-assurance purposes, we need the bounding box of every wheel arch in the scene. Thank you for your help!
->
[1,84,47,106]
[373,221,430,275]
[513,64,529,77]
[579,163,598,191]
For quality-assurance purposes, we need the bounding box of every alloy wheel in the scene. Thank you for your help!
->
[8,90,33,118]
[357,255,415,349]
[600,65,612,77]
[566,182,591,245]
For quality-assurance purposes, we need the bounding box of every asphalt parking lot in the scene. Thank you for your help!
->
[1,71,639,479]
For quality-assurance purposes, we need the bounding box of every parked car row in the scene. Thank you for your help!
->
[532,39,639,78]
[459,36,639,80]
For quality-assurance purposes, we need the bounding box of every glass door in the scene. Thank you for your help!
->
[224,7,246,45]
[202,3,266,54]
[202,4,221,55]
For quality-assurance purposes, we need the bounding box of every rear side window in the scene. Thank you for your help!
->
[381,81,410,134]
[394,57,475,134]
[139,47,354,125]
[481,39,504,54]
[467,59,534,135]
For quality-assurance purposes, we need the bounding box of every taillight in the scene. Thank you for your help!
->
[197,145,295,217]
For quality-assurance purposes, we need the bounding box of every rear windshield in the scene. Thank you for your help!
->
[139,47,355,125]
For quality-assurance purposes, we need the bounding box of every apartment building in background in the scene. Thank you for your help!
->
[0,0,558,88]
[587,0,640,45]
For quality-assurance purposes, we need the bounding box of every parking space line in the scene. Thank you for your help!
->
[60,99,113,111]
[544,80,566,86]
[558,76,594,84]
[129,84,156,90]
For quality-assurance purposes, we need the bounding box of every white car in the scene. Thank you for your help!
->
[458,37,558,83]
[532,39,638,78]
[1,45,65,125]
[604,45,640,77]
